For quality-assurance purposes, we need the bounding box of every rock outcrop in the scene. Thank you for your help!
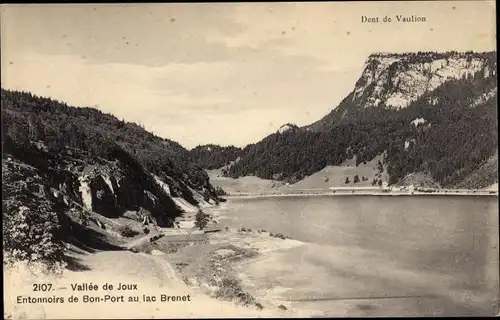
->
[307,51,497,131]
[277,123,299,134]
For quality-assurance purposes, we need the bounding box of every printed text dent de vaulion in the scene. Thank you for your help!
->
[361,15,427,23]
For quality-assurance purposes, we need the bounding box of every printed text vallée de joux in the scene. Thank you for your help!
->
[361,15,427,23]
[16,282,192,304]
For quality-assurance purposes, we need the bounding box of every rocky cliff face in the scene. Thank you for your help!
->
[307,51,497,131]
[355,52,494,109]
[4,141,188,227]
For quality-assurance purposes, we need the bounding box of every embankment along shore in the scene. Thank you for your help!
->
[224,189,498,199]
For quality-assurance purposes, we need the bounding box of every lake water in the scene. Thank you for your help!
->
[215,195,499,316]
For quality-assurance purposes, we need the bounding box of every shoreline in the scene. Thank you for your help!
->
[203,196,499,317]
[5,193,497,318]
[223,190,498,199]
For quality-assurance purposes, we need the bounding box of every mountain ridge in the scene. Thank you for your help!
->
[221,51,497,189]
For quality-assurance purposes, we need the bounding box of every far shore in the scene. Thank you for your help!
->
[223,189,498,199]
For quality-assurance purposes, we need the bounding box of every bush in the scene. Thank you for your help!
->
[3,201,65,271]
[215,186,227,196]
[143,228,150,234]
[194,210,209,230]
[118,225,139,237]
[353,175,360,183]
[215,277,257,307]
[202,190,211,202]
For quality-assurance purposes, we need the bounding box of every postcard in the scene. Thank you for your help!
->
[1,1,498,318]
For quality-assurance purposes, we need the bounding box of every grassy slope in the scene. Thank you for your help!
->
[288,154,388,190]
[208,154,389,194]
[209,149,499,193]
[207,167,285,194]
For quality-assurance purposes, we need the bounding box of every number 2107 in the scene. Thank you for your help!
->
[33,284,52,291]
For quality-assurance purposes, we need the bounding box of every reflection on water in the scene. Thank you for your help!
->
[218,195,499,316]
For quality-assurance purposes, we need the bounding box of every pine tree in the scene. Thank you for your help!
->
[353,175,360,183]
[378,160,384,172]
[194,210,209,230]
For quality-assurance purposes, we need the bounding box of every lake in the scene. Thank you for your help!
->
[214,195,499,316]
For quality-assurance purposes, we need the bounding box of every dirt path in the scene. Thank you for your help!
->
[122,233,160,250]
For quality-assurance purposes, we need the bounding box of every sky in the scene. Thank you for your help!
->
[1,1,496,149]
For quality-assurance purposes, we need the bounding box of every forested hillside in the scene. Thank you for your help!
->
[1,90,218,199]
[225,51,498,188]
[2,89,220,268]
[189,144,242,170]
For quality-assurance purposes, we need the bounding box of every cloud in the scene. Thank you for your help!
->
[2,4,249,67]
[214,1,496,68]
[2,51,355,149]
[1,2,496,149]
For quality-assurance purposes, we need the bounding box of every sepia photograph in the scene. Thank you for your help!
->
[1,1,498,318]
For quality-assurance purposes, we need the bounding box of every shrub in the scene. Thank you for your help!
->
[149,234,164,243]
[215,277,257,306]
[194,210,209,230]
[215,186,227,196]
[118,225,139,237]
[3,201,65,271]
[143,228,150,234]
[202,190,211,202]
[353,175,360,183]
